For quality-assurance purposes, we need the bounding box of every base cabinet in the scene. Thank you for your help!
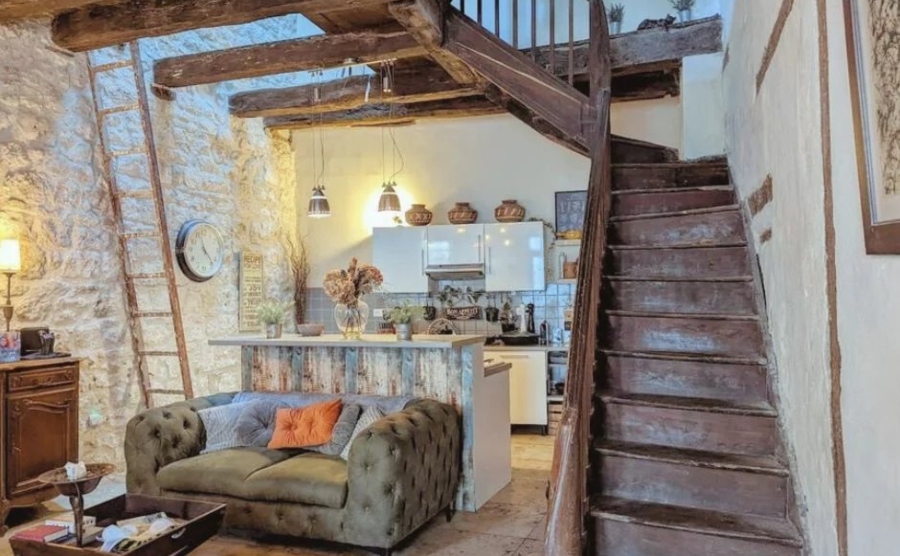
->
[1,358,80,534]
[492,351,548,426]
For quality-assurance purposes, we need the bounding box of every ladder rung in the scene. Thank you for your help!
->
[139,351,180,357]
[133,311,173,318]
[97,103,140,117]
[129,272,167,280]
[108,147,147,158]
[90,59,134,74]
[146,389,186,396]
[116,190,153,199]
[122,231,160,239]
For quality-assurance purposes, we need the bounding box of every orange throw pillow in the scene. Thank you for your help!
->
[268,399,343,450]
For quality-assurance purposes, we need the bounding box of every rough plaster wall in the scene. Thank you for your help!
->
[723,1,839,555]
[0,20,300,466]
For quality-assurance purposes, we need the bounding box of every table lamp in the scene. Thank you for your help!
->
[0,239,21,332]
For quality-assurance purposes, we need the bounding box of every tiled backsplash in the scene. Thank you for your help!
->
[305,281,576,342]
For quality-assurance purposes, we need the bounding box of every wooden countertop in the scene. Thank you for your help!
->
[210,334,486,350]
[0,356,80,373]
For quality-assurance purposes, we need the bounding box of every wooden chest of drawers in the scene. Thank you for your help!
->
[0,358,80,535]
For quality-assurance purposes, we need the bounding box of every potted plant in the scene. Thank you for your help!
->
[669,0,694,22]
[258,300,291,339]
[608,3,625,34]
[388,301,425,341]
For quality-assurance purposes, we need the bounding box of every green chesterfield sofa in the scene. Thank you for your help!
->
[124,393,461,555]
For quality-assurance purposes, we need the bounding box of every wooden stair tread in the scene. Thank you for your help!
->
[601,349,767,367]
[597,392,777,417]
[605,310,759,322]
[609,242,747,251]
[591,496,803,547]
[611,185,734,195]
[610,204,740,223]
[611,162,729,170]
[594,440,787,475]
[606,276,754,283]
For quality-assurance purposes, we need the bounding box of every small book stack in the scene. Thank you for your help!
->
[45,512,97,534]
[11,524,70,543]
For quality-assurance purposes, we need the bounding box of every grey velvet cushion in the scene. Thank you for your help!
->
[340,405,384,460]
[198,401,253,454]
[312,403,361,456]
[234,399,287,447]
[233,392,414,415]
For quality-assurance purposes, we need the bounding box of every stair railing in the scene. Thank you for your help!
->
[545,1,612,554]
[449,0,590,85]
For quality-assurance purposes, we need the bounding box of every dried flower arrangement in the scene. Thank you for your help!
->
[669,0,695,10]
[323,258,384,307]
[286,235,311,325]
[609,3,625,23]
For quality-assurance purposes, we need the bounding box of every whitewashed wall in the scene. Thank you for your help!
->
[0,19,301,466]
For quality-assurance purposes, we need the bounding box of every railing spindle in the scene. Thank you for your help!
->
[512,0,519,48]
[494,0,500,35]
[477,0,483,25]
[530,0,536,60]
[549,0,555,74]
[460,0,466,16]
[568,0,575,84]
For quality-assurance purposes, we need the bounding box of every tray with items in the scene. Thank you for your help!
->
[9,494,225,556]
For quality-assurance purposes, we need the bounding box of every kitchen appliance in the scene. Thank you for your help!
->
[525,303,536,334]
[423,296,437,321]
[499,333,540,346]
[21,326,49,356]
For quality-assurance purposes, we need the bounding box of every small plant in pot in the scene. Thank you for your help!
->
[669,0,695,22]
[258,300,291,339]
[388,301,425,341]
[608,3,625,34]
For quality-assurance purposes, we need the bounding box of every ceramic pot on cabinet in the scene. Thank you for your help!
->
[405,204,433,226]
[448,203,478,224]
[494,199,526,223]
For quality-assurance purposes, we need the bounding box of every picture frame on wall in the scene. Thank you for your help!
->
[555,190,587,240]
[844,0,900,253]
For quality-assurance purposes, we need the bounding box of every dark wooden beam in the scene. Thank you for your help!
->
[264,96,503,129]
[443,9,591,146]
[51,0,395,52]
[0,0,95,22]
[530,15,723,77]
[230,65,478,118]
[388,0,480,84]
[154,29,425,88]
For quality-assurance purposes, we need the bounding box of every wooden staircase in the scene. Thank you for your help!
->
[589,160,804,556]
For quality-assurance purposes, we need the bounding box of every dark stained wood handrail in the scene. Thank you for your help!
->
[545,0,612,553]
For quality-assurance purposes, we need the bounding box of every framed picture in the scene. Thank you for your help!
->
[555,190,587,240]
[845,0,900,253]
[239,251,264,332]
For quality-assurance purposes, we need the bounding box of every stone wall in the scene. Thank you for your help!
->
[0,19,301,467]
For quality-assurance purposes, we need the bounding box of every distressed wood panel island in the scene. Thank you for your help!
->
[209,334,511,512]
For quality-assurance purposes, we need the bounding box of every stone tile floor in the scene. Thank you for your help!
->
[0,433,553,556]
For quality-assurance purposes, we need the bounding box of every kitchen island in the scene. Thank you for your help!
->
[209,334,511,511]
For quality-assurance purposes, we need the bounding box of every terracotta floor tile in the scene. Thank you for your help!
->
[398,526,524,556]
[447,502,545,539]
[527,516,547,541]
[513,538,544,556]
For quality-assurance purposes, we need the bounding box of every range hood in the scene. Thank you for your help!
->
[425,264,485,281]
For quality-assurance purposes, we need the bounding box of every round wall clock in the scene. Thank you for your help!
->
[175,220,225,282]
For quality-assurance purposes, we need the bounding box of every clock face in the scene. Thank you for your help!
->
[175,220,225,282]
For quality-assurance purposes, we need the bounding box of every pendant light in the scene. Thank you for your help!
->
[378,61,402,215]
[308,73,331,219]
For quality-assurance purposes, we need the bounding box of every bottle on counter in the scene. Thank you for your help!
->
[539,320,549,345]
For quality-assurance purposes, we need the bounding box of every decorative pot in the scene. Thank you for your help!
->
[405,204,433,226]
[395,323,413,341]
[677,9,692,23]
[448,202,478,224]
[494,199,526,223]
[296,323,325,337]
[265,323,283,339]
[610,20,622,34]
[334,300,370,339]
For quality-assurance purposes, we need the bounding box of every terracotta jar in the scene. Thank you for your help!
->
[448,202,478,224]
[405,204,433,226]
[494,199,526,223]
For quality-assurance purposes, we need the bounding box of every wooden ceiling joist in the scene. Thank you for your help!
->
[0,0,97,22]
[154,29,426,88]
[51,0,395,52]
[264,96,503,130]
[230,65,478,118]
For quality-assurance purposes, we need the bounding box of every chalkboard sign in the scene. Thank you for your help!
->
[239,251,264,332]
[555,190,587,239]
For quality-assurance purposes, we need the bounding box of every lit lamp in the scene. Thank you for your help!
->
[378,181,401,215]
[0,239,21,332]
[308,186,331,218]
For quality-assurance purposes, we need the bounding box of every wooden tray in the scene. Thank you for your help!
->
[10,494,225,556]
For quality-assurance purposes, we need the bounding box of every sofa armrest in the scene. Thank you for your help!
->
[124,393,236,496]
[343,399,461,549]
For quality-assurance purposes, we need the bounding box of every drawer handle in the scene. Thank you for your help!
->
[171,529,186,540]
[500,355,532,360]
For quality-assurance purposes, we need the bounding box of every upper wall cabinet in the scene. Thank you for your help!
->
[373,227,430,294]
[484,222,546,292]
[425,225,485,268]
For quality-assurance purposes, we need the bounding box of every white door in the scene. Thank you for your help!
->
[484,222,546,292]
[426,225,484,267]
[372,227,430,294]
[493,351,548,426]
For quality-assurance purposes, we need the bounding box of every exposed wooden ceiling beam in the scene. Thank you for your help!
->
[154,29,426,88]
[51,0,395,52]
[264,96,503,129]
[230,65,478,118]
[388,0,480,84]
[0,0,99,22]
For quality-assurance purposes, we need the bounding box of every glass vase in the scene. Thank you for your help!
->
[334,300,370,339]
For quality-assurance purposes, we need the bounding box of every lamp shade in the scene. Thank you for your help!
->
[378,182,401,214]
[308,187,331,218]
[0,239,21,272]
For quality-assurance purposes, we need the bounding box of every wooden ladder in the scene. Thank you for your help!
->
[86,42,193,408]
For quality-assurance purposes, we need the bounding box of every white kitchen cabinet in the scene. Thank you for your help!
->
[484,222,546,292]
[372,227,430,294]
[491,350,548,426]
[425,225,484,268]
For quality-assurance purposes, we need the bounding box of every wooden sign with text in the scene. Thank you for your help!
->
[239,251,264,333]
